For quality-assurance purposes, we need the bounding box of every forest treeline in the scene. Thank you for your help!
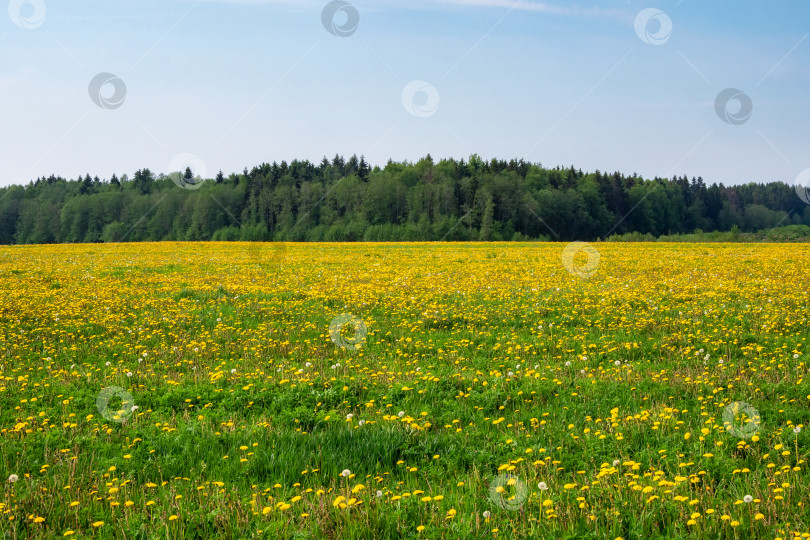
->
[2,154,809,244]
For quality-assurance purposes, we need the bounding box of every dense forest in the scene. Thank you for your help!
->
[1,154,808,244]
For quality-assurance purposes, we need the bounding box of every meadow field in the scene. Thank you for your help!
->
[0,241,808,540]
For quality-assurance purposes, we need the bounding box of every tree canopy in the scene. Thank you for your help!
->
[2,154,808,244]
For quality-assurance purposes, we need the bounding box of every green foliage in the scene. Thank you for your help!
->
[4,157,810,245]
[606,225,810,243]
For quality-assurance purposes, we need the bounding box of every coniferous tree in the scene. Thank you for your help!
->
[1,155,808,245]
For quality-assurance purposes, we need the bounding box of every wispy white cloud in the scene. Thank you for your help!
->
[0,68,34,90]
[186,0,623,18]
[442,0,568,15]
[439,0,624,18]
[186,0,317,4]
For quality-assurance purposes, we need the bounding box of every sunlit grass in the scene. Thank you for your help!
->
[0,242,808,539]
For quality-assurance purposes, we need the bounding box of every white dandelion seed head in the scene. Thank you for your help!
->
[538,481,548,490]
[8,474,18,483]
[794,354,800,359]
[483,510,491,519]
[346,414,353,420]
[794,426,802,434]
[565,361,571,367]
[743,495,753,503]
[358,420,366,426]
[305,362,312,368]
[105,362,111,367]
[614,360,621,366]
[126,372,133,377]
[613,460,620,467]
[341,469,351,477]
[230,369,236,374]
[398,411,405,418]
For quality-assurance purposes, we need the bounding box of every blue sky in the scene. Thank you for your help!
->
[1,0,809,187]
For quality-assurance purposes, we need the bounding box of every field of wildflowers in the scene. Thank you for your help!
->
[0,242,808,539]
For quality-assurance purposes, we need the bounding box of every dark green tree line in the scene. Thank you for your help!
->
[2,154,809,244]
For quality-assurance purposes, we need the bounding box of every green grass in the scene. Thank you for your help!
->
[0,242,808,539]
